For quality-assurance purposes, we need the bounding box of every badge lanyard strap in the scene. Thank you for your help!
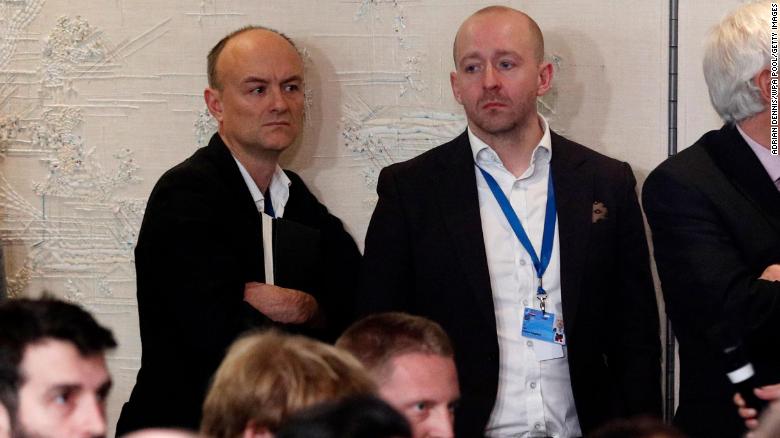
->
[478,166,557,312]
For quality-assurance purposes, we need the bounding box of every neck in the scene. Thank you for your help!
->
[472,116,544,177]
[220,133,279,193]
[737,111,770,149]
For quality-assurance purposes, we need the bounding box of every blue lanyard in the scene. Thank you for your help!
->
[263,190,275,218]
[478,166,557,311]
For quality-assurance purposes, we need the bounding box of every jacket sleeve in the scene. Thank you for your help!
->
[283,171,362,340]
[357,165,415,315]
[642,166,780,346]
[608,162,663,417]
[135,171,267,374]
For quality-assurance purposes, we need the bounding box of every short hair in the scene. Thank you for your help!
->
[703,0,771,123]
[453,5,545,66]
[0,297,116,421]
[336,312,454,381]
[200,330,376,438]
[207,25,299,90]
[276,395,412,438]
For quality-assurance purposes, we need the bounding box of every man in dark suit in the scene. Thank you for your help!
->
[643,2,780,437]
[359,6,661,437]
[115,26,361,434]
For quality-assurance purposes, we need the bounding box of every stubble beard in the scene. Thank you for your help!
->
[470,94,536,140]
[10,421,105,438]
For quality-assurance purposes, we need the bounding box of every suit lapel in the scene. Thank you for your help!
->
[550,132,592,335]
[206,134,262,221]
[706,125,780,231]
[434,132,497,327]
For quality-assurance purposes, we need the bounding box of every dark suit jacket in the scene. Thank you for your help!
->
[359,130,662,437]
[115,133,361,435]
[643,124,780,438]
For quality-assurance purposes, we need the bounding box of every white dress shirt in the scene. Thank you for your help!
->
[475,115,581,438]
[233,157,291,217]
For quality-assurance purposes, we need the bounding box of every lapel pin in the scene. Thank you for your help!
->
[592,201,608,223]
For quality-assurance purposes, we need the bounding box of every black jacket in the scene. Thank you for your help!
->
[643,124,780,438]
[116,133,361,435]
[360,130,662,437]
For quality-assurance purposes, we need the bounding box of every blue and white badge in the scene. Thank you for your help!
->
[522,307,566,346]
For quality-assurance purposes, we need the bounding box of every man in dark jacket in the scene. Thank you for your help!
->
[643,2,780,437]
[116,26,361,434]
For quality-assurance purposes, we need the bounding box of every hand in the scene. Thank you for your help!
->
[747,402,780,438]
[734,384,780,429]
[760,264,780,281]
[243,282,318,324]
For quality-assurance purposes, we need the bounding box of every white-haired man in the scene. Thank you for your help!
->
[643,1,780,437]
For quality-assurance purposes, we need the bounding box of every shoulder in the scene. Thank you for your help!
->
[380,131,470,181]
[154,134,242,195]
[645,130,721,190]
[145,139,245,218]
[642,131,725,213]
[551,131,633,181]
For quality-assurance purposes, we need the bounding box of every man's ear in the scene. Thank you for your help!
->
[536,61,554,97]
[204,87,224,122]
[755,68,772,105]
[242,420,273,438]
[450,71,463,105]
[0,403,10,438]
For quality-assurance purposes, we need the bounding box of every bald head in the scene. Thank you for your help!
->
[207,26,300,90]
[453,6,544,66]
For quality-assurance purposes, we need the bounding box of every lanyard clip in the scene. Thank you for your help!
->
[537,277,547,314]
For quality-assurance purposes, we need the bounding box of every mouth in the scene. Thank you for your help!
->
[263,121,291,127]
[481,101,507,110]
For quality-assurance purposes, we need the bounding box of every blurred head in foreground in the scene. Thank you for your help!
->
[200,330,375,438]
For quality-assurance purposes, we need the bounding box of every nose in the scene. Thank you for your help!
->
[75,398,107,438]
[423,408,455,438]
[482,64,500,90]
[269,86,290,113]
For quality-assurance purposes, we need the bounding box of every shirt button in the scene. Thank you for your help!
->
[526,340,533,347]
[534,422,542,430]
[519,259,526,266]
[530,382,536,389]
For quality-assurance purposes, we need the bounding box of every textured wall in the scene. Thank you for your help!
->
[0,0,740,435]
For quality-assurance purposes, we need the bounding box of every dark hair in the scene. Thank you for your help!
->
[207,25,298,90]
[276,395,412,438]
[0,297,116,420]
[336,312,453,380]
[588,416,686,438]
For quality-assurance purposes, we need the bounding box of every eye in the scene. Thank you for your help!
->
[284,83,301,93]
[463,64,481,74]
[498,60,515,70]
[413,401,429,412]
[251,86,266,94]
[52,389,73,405]
[448,400,459,413]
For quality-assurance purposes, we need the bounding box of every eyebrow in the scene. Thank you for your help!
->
[242,74,303,85]
[97,379,113,399]
[43,378,113,399]
[459,49,520,62]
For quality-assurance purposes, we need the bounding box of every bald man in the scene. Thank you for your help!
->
[359,6,661,437]
[116,26,361,434]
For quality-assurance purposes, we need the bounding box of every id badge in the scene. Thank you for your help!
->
[522,307,566,346]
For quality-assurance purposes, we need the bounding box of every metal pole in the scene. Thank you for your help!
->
[665,0,679,424]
